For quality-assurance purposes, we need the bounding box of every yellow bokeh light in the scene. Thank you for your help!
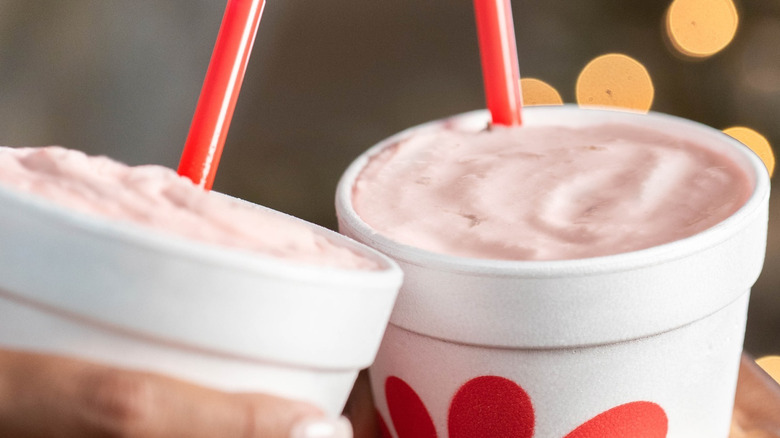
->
[756,356,780,384]
[666,0,739,58]
[576,53,654,112]
[723,126,775,177]
[520,78,563,106]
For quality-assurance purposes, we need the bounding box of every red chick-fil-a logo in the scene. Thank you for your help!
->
[378,375,668,438]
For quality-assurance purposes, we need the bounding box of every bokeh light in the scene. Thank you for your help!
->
[576,54,654,112]
[520,78,563,106]
[665,0,739,58]
[756,356,780,384]
[723,126,775,177]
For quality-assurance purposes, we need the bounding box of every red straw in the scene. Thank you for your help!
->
[473,0,523,126]
[178,0,266,189]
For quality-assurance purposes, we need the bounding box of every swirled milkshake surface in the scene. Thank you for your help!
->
[352,123,752,261]
[0,146,378,270]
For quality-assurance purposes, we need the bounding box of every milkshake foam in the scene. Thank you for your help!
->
[352,122,752,261]
[0,146,378,270]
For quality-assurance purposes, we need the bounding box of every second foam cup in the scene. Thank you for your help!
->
[335,106,770,437]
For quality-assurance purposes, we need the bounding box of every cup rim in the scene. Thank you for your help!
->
[336,105,771,278]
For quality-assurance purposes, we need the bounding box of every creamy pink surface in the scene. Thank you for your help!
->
[353,123,753,261]
[0,146,378,270]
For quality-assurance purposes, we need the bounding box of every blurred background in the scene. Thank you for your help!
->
[0,0,777,357]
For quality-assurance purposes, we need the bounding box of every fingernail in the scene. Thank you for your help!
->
[290,416,353,438]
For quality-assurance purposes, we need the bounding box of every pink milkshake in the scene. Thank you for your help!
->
[0,146,377,270]
[336,106,770,437]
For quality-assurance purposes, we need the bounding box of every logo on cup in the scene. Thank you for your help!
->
[379,375,668,438]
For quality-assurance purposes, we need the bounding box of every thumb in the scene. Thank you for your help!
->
[88,369,355,438]
[0,349,353,438]
[240,392,353,438]
[288,416,354,438]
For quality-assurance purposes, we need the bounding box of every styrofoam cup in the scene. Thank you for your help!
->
[335,106,770,437]
[0,189,403,416]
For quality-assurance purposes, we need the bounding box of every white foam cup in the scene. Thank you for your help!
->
[0,189,403,416]
[335,106,770,437]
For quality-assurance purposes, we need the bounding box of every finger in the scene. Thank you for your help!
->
[0,349,351,438]
[343,370,378,438]
[731,353,780,437]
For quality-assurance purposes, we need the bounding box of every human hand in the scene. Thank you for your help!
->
[730,354,780,438]
[0,349,352,438]
[343,370,379,438]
